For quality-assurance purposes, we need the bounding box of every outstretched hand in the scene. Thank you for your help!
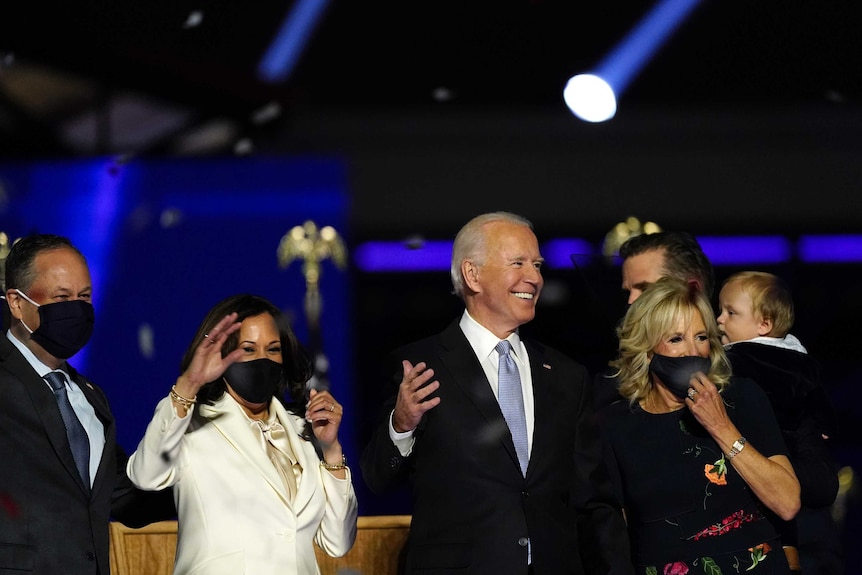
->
[175,313,244,398]
[392,360,440,433]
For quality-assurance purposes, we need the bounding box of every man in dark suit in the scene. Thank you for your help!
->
[361,212,632,575]
[0,234,173,575]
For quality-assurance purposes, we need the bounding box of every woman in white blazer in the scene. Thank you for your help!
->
[128,294,358,575]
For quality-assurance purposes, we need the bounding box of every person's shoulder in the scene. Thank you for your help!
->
[383,320,461,371]
[727,340,809,365]
[724,341,778,366]
[595,398,638,433]
[0,333,23,366]
[726,374,759,390]
[389,329,449,359]
[400,318,461,348]
[727,341,822,397]
[65,363,105,393]
[604,397,635,417]
[524,340,587,373]
[724,375,770,405]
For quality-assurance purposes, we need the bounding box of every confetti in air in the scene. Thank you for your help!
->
[183,11,204,29]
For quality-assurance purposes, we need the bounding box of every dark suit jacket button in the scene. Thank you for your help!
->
[86,552,96,561]
[518,537,529,547]
[521,490,529,497]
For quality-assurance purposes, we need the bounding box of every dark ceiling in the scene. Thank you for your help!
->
[1,1,861,158]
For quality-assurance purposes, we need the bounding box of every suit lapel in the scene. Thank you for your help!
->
[0,338,90,494]
[201,395,295,508]
[67,364,112,423]
[437,322,523,474]
[276,403,317,514]
[67,365,112,498]
[523,341,562,477]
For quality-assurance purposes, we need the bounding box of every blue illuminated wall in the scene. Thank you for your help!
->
[0,157,353,457]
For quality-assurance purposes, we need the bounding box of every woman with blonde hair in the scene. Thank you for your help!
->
[601,277,800,574]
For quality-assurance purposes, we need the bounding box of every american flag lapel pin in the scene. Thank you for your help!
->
[542,363,552,370]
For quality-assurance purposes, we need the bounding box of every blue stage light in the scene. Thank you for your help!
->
[354,234,862,272]
[798,235,862,263]
[354,241,454,272]
[258,0,331,83]
[564,0,703,122]
[542,238,595,269]
[696,236,792,265]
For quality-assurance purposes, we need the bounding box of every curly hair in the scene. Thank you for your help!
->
[610,277,731,405]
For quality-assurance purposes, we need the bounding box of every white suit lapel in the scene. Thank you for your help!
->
[200,395,293,507]
[273,400,318,515]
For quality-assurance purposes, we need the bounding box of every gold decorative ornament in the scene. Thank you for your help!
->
[601,216,662,257]
[277,221,347,328]
[0,232,15,292]
[277,221,347,392]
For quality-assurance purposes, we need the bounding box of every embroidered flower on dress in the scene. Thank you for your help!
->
[746,542,771,571]
[663,561,689,575]
[691,509,759,540]
[704,456,727,485]
[649,543,770,574]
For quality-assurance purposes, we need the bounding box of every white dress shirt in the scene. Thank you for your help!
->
[389,310,535,456]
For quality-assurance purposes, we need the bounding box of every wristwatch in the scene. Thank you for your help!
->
[726,437,747,459]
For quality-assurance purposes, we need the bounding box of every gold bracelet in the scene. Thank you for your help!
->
[320,454,348,471]
[170,385,197,410]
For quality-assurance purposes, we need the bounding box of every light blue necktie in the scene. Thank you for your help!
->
[496,340,529,476]
[45,371,91,489]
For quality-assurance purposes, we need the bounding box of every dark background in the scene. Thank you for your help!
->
[2,0,861,571]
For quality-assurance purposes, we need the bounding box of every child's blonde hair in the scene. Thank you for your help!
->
[722,271,794,337]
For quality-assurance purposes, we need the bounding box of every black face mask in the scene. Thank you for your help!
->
[648,354,711,400]
[223,358,283,404]
[16,290,95,359]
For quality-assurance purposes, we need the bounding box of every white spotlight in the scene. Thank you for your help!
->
[562,74,617,123]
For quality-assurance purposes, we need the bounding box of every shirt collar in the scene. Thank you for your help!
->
[725,333,808,354]
[459,310,523,361]
[6,329,63,379]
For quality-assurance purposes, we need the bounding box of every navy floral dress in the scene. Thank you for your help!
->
[601,377,791,575]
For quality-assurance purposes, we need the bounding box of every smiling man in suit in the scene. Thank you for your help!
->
[361,212,632,575]
[0,233,173,575]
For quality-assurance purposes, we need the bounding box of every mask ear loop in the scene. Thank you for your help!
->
[2,291,36,334]
[12,289,40,307]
